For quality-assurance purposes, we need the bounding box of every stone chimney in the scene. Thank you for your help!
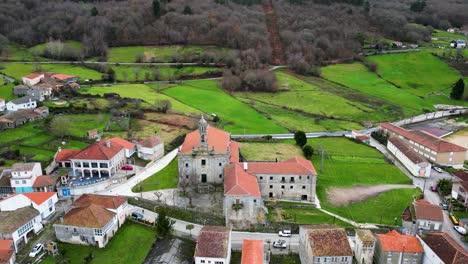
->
[243,162,248,171]
[106,140,111,148]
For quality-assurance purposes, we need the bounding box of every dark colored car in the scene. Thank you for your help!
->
[121,165,133,170]
[131,212,144,220]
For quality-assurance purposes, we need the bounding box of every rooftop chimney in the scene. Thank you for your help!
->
[243,162,248,171]
[58,147,62,152]
[106,140,111,148]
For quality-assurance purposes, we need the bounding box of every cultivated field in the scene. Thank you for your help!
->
[240,142,303,161]
[107,45,225,62]
[0,62,102,80]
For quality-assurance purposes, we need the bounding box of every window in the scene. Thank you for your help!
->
[290,177,294,182]
[290,186,293,189]
[260,176,263,180]
[83,162,90,168]
[270,185,273,189]
[186,175,189,179]
[100,163,108,168]
[201,160,206,166]
[22,180,26,184]
[270,176,273,180]
[253,199,256,203]
[302,186,306,189]
[74,162,81,167]
[281,185,285,189]
[281,177,285,182]
[185,163,188,167]
[15,180,19,184]
[94,229,103,236]
[219,163,222,166]
[219,174,222,178]
[215,262,223,264]
[307,176,310,180]
[299,176,302,180]
[201,260,205,263]
[317,258,320,263]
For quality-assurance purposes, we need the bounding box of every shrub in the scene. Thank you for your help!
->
[303,145,314,159]
[294,131,307,147]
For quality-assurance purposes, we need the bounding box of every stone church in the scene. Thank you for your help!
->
[178,116,317,228]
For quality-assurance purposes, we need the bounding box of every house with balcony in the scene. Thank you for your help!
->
[194,226,232,264]
[0,207,43,252]
[402,199,443,235]
[54,194,127,248]
[299,225,353,264]
[9,162,42,193]
[0,192,58,220]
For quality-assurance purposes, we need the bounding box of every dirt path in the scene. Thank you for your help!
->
[262,0,286,65]
[327,184,415,206]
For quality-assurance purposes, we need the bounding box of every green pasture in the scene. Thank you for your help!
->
[0,62,102,80]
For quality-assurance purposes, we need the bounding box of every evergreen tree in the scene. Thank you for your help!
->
[90,6,98,16]
[152,0,161,17]
[156,208,174,237]
[183,6,192,15]
[303,145,314,159]
[450,78,464,100]
[294,131,307,147]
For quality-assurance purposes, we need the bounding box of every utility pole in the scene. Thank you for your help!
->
[319,147,325,173]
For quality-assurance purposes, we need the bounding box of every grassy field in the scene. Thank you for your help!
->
[267,205,352,227]
[51,113,111,138]
[111,65,220,81]
[28,41,82,55]
[79,84,201,114]
[107,45,221,62]
[0,45,44,61]
[41,222,156,264]
[162,80,287,134]
[0,82,14,100]
[0,62,102,80]
[240,142,303,161]
[133,158,178,192]
[366,52,462,96]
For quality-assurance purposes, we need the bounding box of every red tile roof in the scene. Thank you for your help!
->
[0,240,14,263]
[51,74,75,81]
[376,230,424,253]
[73,194,127,209]
[229,141,240,163]
[380,123,466,152]
[63,203,116,228]
[32,175,60,188]
[110,137,135,150]
[389,137,427,164]
[22,192,56,206]
[421,232,468,264]
[305,226,353,256]
[241,240,263,264]
[414,199,444,222]
[454,171,468,181]
[195,226,230,258]
[224,164,261,197]
[71,139,125,160]
[23,73,43,79]
[181,126,230,154]
[139,135,162,148]
[55,149,80,162]
[245,157,317,175]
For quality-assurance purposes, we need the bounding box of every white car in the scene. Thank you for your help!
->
[29,243,44,258]
[278,230,291,237]
[433,167,443,173]
[272,240,287,248]
[454,226,467,235]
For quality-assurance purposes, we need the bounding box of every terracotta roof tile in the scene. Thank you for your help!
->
[51,74,75,81]
[22,192,56,206]
[195,226,230,258]
[414,199,443,222]
[71,139,125,160]
[32,175,59,188]
[73,194,127,209]
[241,240,263,264]
[224,164,261,197]
[454,171,468,181]
[376,230,424,253]
[380,123,466,152]
[55,149,80,162]
[139,135,163,148]
[110,137,135,150]
[0,240,14,263]
[23,73,43,79]
[245,157,317,175]
[11,162,38,172]
[389,137,428,164]
[306,226,353,256]
[63,204,115,228]
[181,126,231,154]
[421,232,468,264]
[229,141,240,163]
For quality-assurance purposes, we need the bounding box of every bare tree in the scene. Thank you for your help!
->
[154,191,163,202]
[49,116,72,139]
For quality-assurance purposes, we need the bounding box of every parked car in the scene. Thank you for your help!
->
[131,212,144,220]
[433,167,443,173]
[102,83,112,87]
[450,214,459,225]
[278,230,291,237]
[29,243,44,258]
[454,226,467,235]
[439,202,448,210]
[272,240,287,249]
[431,185,438,192]
[121,165,133,170]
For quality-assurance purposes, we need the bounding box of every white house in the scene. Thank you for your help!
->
[9,162,42,193]
[22,73,44,87]
[402,199,444,235]
[418,232,468,264]
[387,137,431,177]
[6,97,37,112]
[0,239,15,264]
[194,226,232,264]
[0,98,5,111]
[135,135,164,161]
[0,192,58,220]
[54,194,128,248]
[0,206,43,252]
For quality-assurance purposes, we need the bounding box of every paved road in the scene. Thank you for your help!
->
[3,61,220,66]
[231,131,352,139]
[0,73,14,83]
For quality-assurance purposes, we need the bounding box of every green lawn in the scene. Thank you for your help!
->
[41,222,156,264]
[240,142,303,161]
[107,45,217,62]
[366,52,462,96]
[163,80,287,134]
[0,82,14,100]
[28,40,82,55]
[133,158,179,192]
[0,45,45,61]
[0,63,102,80]
[111,65,220,81]
[268,205,352,227]
[51,113,111,138]
[79,84,201,114]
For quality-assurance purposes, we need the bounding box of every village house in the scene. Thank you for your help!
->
[13,85,29,96]
[299,225,353,264]
[0,192,58,220]
[417,232,468,264]
[451,171,468,207]
[351,130,370,144]
[6,96,37,112]
[241,239,266,264]
[27,85,52,102]
[354,229,376,264]
[0,107,49,130]
[178,116,239,188]
[22,73,44,87]
[194,226,232,264]
[9,162,42,193]
[51,74,77,83]
[387,137,431,177]
[223,163,265,228]
[32,174,60,192]
[87,129,99,140]
[402,199,444,235]
[0,168,14,197]
[0,239,15,264]
[0,98,5,111]
[0,206,43,252]
[54,194,128,248]
[135,134,164,161]
[374,230,424,264]
[380,123,467,168]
